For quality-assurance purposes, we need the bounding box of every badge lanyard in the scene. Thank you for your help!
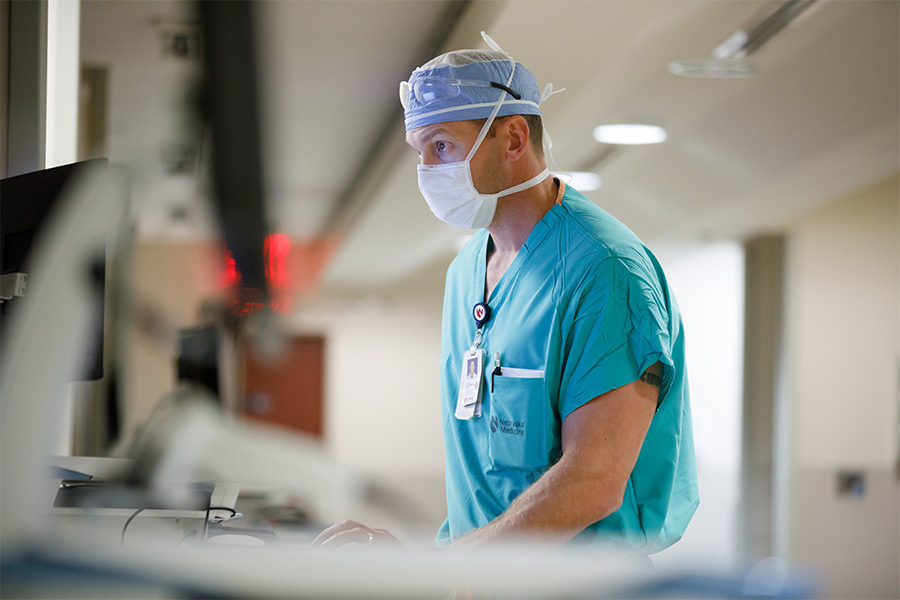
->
[455,302,491,420]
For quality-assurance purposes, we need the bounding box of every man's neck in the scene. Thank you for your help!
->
[487,176,562,255]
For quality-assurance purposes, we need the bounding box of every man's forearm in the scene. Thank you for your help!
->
[448,372,660,550]
[448,456,622,549]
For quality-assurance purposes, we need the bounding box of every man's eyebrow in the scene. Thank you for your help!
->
[409,127,453,146]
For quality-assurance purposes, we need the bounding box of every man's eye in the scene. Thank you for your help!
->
[436,141,447,153]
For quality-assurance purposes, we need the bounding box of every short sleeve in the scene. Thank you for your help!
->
[435,518,452,547]
[558,257,674,421]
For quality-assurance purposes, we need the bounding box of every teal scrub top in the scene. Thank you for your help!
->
[435,185,698,553]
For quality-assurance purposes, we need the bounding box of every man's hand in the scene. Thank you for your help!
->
[311,519,405,550]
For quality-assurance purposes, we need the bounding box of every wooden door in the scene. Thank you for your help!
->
[242,336,324,437]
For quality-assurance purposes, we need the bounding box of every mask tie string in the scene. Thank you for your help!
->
[538,83,565,165]
[478,32,566,167]
[465,34,516,163]
[481,31,504,53]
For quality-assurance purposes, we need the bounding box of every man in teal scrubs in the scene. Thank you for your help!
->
[314,34,698,555]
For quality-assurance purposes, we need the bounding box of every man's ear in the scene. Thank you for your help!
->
[503,115,530,163]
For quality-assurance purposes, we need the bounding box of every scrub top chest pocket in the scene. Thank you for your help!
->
[488,367,549,471]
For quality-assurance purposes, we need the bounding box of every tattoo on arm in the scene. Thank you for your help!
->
[640,371,662,387]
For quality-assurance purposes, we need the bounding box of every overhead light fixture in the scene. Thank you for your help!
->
[713,0,818,59]
[555,171,602,191]
[668,59,757,79]
[669,1,819,80]
[592,124,667,145]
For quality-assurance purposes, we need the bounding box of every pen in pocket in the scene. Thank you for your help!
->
[491,352,501,392]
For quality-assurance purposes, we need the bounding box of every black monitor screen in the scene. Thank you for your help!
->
[1,159,108,381]
[177,325,221,397]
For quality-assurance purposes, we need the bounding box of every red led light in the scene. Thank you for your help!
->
[264,233,290,287]
[222,234,292,314]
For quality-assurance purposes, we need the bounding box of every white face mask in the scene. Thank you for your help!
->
[416,65,550,230]
[416,139,550,230]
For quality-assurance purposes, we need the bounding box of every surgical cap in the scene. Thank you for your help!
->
[400,40,543,131]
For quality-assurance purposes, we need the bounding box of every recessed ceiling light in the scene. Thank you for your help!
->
[593,124,667,145]
[668,59,757,79]
[555,171,602,191]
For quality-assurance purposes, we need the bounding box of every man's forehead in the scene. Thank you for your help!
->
[406,121,477,146]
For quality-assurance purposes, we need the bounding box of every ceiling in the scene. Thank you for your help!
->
[79,0,900,295]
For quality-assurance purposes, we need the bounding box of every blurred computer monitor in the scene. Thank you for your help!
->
[1,159,108,381]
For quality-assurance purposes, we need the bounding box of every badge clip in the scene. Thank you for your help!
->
[473,302,491,328]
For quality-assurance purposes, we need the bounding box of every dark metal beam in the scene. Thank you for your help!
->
[199,0,270,297]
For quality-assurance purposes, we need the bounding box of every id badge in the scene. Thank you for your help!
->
[455,348,484,420]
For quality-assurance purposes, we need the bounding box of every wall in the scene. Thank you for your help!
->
[124,240,222,435]
[3,0,47,177]
[1,0,9,178]
[286,290,448,544]
[739,235,787,562]
[785,173,900,598]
